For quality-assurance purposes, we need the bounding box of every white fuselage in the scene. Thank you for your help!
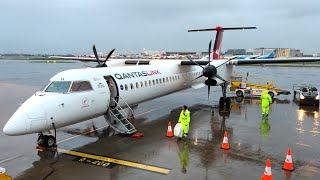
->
[3,60,234,136]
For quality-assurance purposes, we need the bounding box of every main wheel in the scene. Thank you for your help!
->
[236,90,244,97]
[268,91,275,98]
[225,97,231,108]
[219,97,225,108]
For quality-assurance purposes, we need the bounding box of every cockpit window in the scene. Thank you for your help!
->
[70,81,93,92]
[45,81,71,93]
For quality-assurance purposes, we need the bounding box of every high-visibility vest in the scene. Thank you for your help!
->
[179,110,190,124]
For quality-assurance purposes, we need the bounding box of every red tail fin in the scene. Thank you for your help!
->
[188,26,256,61]
[213,26,223,59]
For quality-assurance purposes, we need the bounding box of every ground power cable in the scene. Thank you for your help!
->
[42,123,59,180]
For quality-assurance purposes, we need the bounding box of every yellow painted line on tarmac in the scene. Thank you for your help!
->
[57,104,173,144]
[56,148,171,174]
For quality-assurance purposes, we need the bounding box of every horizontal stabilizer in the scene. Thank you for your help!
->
[188,27,256,32]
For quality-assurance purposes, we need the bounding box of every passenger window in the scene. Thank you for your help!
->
[170,77,172,81]
[156,79,159,84]
[153,80,155,85]
[149,80,152,86]
[163,78,165,82]
[136,82,139,88]
[145,81,148,87]
[159,78,162,84]
[166,77,169,82]
[125,84,128,91]
[70,81,92,92]
[140,81,143,88]
[130,83,134,89]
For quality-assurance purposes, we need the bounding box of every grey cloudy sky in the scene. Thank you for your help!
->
[0,0,320,54]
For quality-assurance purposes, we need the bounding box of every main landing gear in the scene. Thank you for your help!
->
[219,83,231,108]
[37,123,57,148]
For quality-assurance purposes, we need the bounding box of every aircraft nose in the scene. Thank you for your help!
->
[3,112,27,136]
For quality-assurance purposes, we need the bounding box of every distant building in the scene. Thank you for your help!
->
[254,48,303,57]
[276,48,303,57]
[225,49,246,55]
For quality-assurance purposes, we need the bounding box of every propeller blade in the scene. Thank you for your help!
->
[215,58,232,68]
[208,39,212,63]
[92,45,101,65]
[192,75,204,81]
[208,84,211,100]
[187,56,204,69]
[214,74,227,82]
[105,48,116,62]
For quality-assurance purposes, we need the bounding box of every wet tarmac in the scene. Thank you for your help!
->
[0,60,320,179]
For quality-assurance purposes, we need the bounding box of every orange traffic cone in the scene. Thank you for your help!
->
[261,159,272,180]
[282,148,295,171]
[221,131,230,150]
[166,121,173,137]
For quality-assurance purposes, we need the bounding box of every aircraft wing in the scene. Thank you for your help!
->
[229,57,320,65]
[49,56,102,62]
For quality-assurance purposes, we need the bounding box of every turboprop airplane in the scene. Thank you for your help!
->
[4,26,320,148]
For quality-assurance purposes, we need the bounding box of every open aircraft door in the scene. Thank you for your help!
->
[104,76,119,107]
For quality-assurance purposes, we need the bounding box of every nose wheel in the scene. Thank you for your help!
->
[37,123,57,148]
[37,134,56,148]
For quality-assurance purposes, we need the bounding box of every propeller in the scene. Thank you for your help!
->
[92,44,115,68]
[188,39,230,99]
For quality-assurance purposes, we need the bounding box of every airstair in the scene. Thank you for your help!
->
[104,96,136,134]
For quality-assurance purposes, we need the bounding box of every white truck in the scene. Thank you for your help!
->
[293,84,319,106]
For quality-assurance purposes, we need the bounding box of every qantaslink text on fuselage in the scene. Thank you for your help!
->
[114,70,161,80]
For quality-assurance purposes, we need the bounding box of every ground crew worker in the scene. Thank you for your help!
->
[178,105,190,138]
[260,90,272,117]
[178,141,189,174]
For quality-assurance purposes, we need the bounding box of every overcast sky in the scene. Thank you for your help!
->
[0,0,320,55]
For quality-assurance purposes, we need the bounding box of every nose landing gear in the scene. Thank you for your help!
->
[37,123,57,148]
